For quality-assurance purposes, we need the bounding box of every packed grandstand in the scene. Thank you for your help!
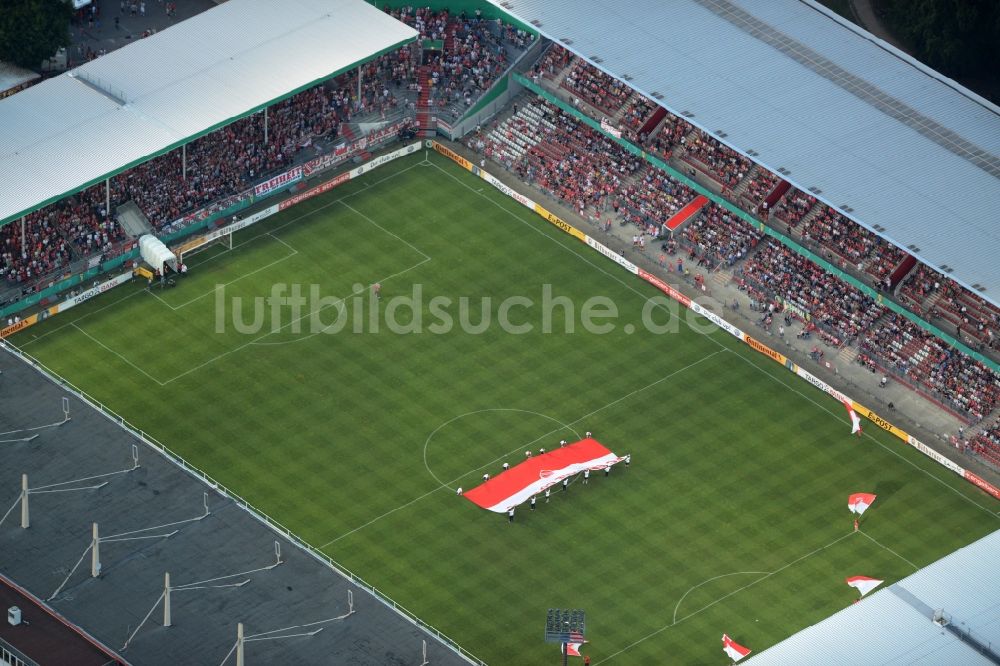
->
[2,7,999,463]
[2,0,1000,663]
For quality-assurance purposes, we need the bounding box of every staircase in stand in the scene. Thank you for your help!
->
[837,345,859,366]
[339,123,357,143]
[416,65,434,138]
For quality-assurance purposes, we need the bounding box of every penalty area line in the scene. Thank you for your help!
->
[71,324,165,386]
[148,233,300,312]
[858,529,919,571]
[12,161,426,351]
[595,530,858,664]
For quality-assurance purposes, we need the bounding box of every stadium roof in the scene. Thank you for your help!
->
[0,0,417,228]
[747,528,1000,664]
[490,0,1000,306]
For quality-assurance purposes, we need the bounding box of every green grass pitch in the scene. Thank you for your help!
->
[12,150,1000,664]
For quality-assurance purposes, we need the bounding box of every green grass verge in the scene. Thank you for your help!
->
[13,151,999,664]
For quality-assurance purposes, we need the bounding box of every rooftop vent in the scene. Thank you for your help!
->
[560,37,573,44]
[651,92,664,100]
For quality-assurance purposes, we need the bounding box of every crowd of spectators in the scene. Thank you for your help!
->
[935,280,1000,349]
[642,112,695,162]
[387,6,532,118]
[617,169,696,232]
[970,421,1000,466]
[681,203,763,269]
[510,102,643,217]
[620,94,656,133]
[534,44,571,80]
[740,168,780,210]
[484,45,1000,461]
[682,131,752,190]
[741,239,885,346]
[562,59,633,116]
[899,263,940,309]
[773,188,816,227]
[0,216,74,287]
[799,206,908,284]
[3,9,531,293]
[858,312,1000,421]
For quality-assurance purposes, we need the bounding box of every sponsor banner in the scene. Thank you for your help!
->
[479,171,536,210]
[853,403,911,441]
[254,166,303,197]
[280,143,420,212]
[533,204,587,241]
[349,143,420,179]
[794,366,850,404]
[905,434,965,475]
[689,300,745,340]
[432,142,473,172]
[0,313,39,339]
[57,272,133,314]
[744,334,789,366]
[964,471,1000,501]
[208,204,280,241]
[303,120,410,177]
[638,269,691,307]
[280,172,352,211]
[600,118,622,139]
[304,148,348,177]
[585,236,638,274]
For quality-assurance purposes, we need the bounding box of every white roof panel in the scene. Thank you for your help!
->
[747,530,1000,664]
[0,0,417,226]
[492,0,1000,306]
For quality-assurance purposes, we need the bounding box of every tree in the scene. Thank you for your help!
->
[879,0,1000,84]
[0,0,73,69]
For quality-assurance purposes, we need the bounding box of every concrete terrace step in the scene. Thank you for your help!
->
[837,345,859,365]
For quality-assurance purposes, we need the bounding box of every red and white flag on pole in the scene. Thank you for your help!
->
[848,493,877,515]
[722,634,751,662]
[843,400,863,435]
[846,575,883,597]
[562,631,586,657]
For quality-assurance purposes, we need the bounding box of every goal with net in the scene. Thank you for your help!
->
[173,224,234,265]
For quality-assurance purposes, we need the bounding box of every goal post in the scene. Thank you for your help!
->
[174,226,233,265]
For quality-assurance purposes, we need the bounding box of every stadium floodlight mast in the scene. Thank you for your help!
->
[545,608,586,666]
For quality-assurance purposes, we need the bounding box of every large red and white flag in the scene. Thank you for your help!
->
[848,493,877,515]
[846,575,883,597]
[843,400,863,435]
[722,634,751,662]
[464,439,621,512]
[562,641,585,657]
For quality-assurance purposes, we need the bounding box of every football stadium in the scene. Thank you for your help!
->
[2,0,1000,664]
